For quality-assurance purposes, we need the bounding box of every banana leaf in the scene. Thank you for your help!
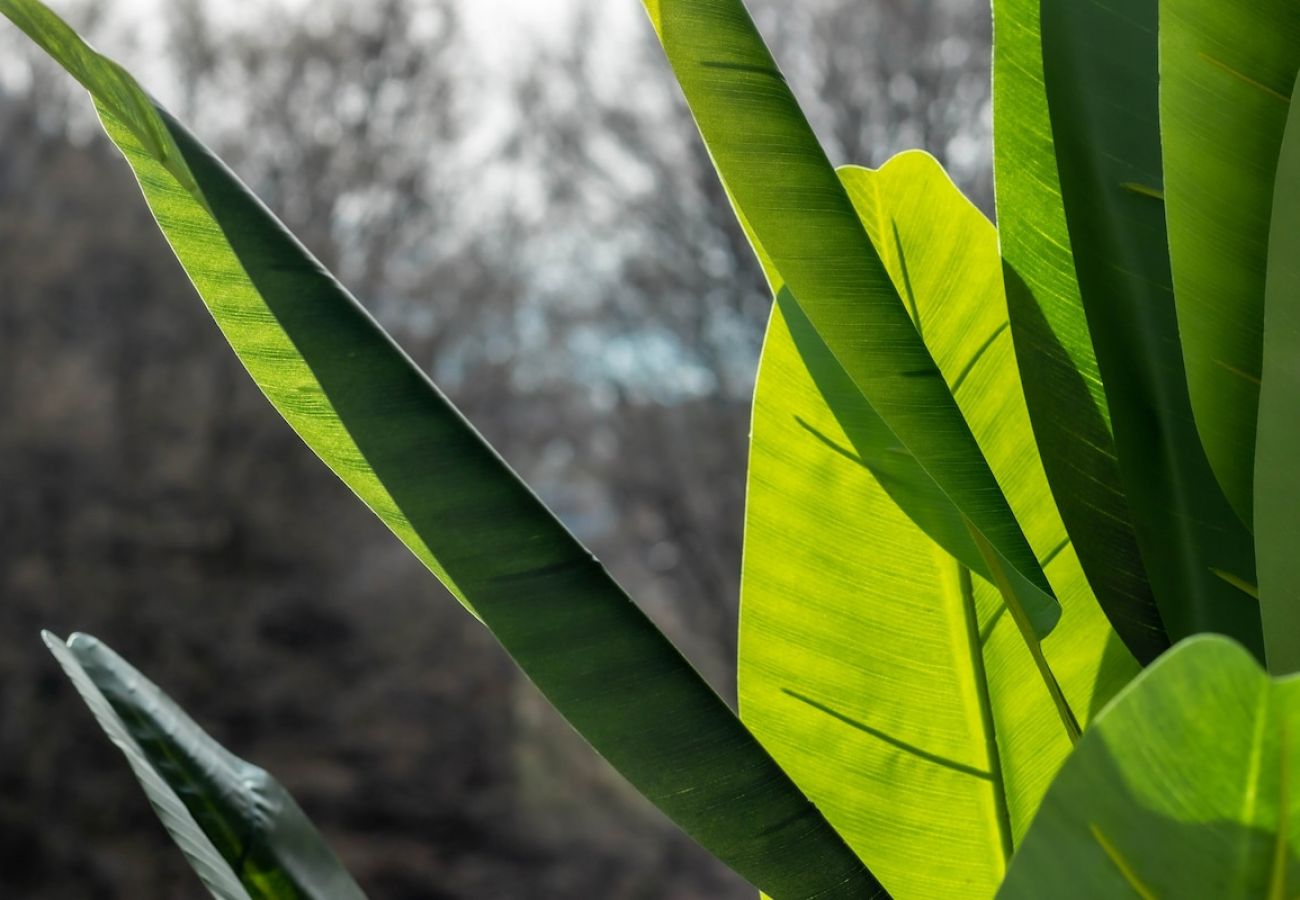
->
[739,153,1137,900]
[0,3,881,896]
[1254,69,1300,673]
[644,0,1062,659]
[1161,0,1300,524]
[990,0,1165,664]
[44,631,365,900]
[1039,0,1262,655]
[999,635,1300,898]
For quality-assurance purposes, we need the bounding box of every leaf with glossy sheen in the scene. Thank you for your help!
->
[1039,0,1262,656]
[1161,0,1300,524]
[739,153,1137,900]
[0,3,880,896]
[1255,70,1300,675]
[44,632,364,900]
[990,0,1165,665]
[999,635,1300,898]
[644,0,1061,643]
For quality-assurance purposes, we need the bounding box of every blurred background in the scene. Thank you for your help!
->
[0,0,992,896]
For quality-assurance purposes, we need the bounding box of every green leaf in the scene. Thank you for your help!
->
[739,153,1137,900]
[991,0,1166,664]
[1254,69,1300,674]
[1,3,881,896]
[1161,0,1300,524]
[998,635,1300,898]
[1038,0,1262,654]
[643,0,1062,644]
[44,631,361,900]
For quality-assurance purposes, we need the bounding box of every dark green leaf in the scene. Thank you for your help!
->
[990,0,1166,664]
[1161,0,1300,523]
[644,0,1061,649]
[1254,69,1300,674]
[1039,0,1262,655]
[45,631,362,900]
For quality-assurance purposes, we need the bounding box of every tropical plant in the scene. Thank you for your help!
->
[6,0,1300,897]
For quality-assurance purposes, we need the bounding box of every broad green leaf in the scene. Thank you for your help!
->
[1255,70,1300,674]
[0,3,881,896]
[643,0,1062,644]
[999,635,1300,898]
[739,153,1137,900]
[1161,0,1300,524]
[1039,0,1263,655]
[990,0,1165,664]
[43,632,363,900]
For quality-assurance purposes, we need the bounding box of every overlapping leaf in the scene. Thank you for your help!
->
[1254,70,1300,674]
[990,0,1164,665]
[44,632,365,900]
[1039,0,1261,654]
[0,3,882,896]
[999,636,1300,898]
[739,153,1136,900]
[644,0,1062,662]
[1161,0,1300,524]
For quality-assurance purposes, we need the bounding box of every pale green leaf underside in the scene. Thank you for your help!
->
[999,636,1300,898]
[1,2,880,896]
[1255,69,1300,674]
[1161,0,1300,525]
[739,154,1136,900]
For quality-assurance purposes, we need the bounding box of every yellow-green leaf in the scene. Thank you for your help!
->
[739,154,1137,900]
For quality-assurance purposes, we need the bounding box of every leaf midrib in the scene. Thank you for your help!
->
[950,555,1014,868]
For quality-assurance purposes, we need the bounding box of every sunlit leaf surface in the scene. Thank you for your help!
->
[1000,636,1300,898]
[739,153,1136,900]
[645,0,1062,646]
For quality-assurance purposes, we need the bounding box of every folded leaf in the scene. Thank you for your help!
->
[999,635,1300,898]
[644,0,1061,641]
[1161,0,1300,523]
[1040,0,1262,654]
[990,0,1165,664]
[45,631,362,900]
[1254,69,1300,674]
[1,3,881,896]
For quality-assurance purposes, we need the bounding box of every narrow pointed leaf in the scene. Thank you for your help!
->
[1039,0,1262,654]
[999,636,1300,898]
[1255,69,1300,674]
[991,0,1164,664]
[1,4,881,896]
[1161,0,1300,523]
[644,0,1061,642]
[45,631,349,900]
[739,154,1137,900]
